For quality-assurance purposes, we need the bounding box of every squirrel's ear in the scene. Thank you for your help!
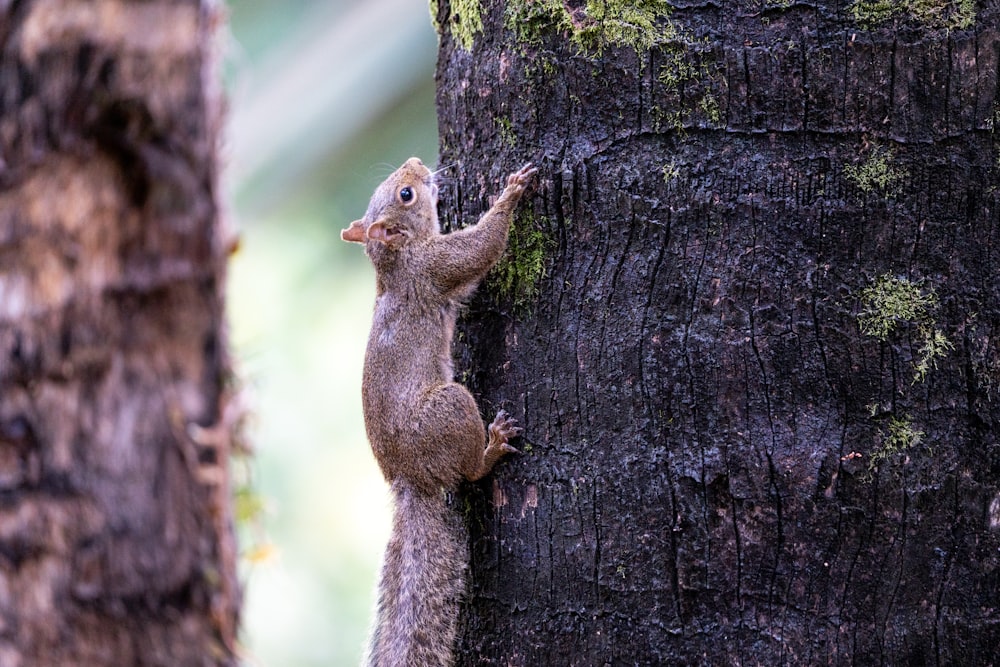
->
[341,219,366,243]
[367,220,405,247]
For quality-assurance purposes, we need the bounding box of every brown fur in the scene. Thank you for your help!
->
[343,158,536,666]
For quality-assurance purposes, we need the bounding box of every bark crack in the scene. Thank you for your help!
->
[591,483,601,605]
[878,484,908,658]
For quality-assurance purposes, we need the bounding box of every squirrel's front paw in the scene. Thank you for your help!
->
[487,409,521,454]
[505,163,538,194]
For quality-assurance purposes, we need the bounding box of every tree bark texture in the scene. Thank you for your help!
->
[0,1,238,665]
[435,0,1000,664]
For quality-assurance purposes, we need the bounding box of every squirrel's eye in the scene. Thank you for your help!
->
[399,186,413,203]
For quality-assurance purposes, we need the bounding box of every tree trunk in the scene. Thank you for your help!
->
[435,0,1000,663]
[0,1,239,665]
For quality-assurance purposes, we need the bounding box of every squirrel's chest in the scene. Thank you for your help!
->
[365,295,456,375]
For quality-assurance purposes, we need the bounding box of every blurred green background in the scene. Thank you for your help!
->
[223,2,439,665]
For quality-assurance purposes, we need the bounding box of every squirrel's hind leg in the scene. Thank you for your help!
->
[414,383,520,486]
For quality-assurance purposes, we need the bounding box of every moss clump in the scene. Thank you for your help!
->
[656,37,724,131]
[851,0,899,27]
[843,147,906,196]
[851,0,975,30]
[858,274,934,341]
[450,0,483,51]
[504,0,570,47]
[490,213,552,311]
[661,160,680,182]
[496,116,516,147]
[867,414,925,474]
[429,0,440,33]
[573,0,676,54]
[658,42,700,91]
[913,327,953,383]
[699,94,721,123]
[858,274,953,383]
[505,0,674,55]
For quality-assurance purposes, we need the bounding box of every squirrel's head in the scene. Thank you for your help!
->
[341,157,439,249]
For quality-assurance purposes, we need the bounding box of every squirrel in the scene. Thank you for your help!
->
[341,157,537,666]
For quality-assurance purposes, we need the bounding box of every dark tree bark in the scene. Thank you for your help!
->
[435,0,1000,664]
[0,1,239,665]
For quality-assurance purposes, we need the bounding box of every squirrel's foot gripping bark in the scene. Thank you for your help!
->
[485,409,520,458]
[504,164,538,198]
[467,410,521,483]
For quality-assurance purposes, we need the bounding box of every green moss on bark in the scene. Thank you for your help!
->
[505,0,674,55]
[429,0,440,33]
[850,0,975,30]
[866,414,926,476]
[449,0,483,51]
[490,213,552,311]
[858,274,953,383]
[843,147,906,197]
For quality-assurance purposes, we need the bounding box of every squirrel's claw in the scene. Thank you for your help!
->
[485,411,520,464]
[507,163,538,189]
[488,409,522,446]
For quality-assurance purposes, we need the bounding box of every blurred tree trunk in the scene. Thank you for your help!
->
[0,1,239,665]
[436,0,1000,663]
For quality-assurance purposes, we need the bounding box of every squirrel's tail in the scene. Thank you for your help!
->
[364,479,467,667]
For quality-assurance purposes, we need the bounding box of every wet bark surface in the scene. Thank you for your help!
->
[0,1,238,665]
[436,0,1000,664]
